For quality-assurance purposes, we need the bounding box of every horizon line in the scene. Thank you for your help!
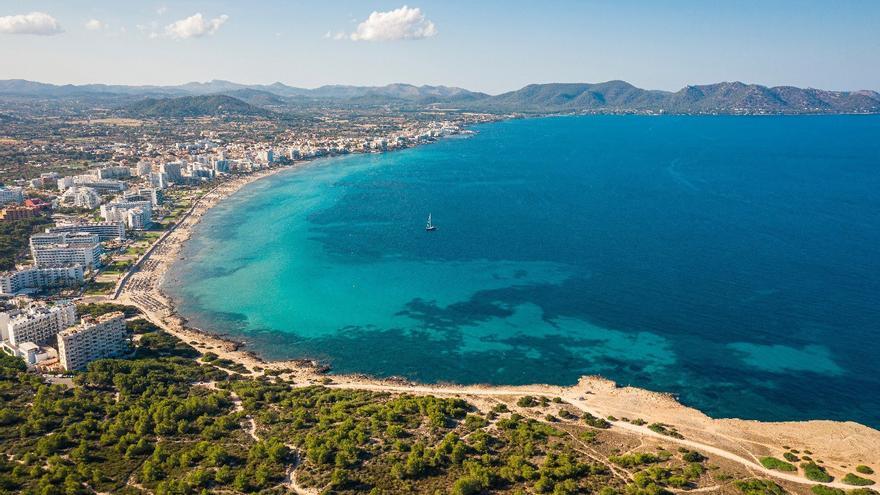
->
[2,77,878,96]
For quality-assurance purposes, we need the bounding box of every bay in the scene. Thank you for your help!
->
[165,115,880,427]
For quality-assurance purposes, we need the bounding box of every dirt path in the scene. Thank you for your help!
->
[285,451,319,495]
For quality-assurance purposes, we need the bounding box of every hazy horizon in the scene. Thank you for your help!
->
[4,77,880,96]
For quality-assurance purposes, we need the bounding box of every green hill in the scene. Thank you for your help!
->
[122,94,273,118]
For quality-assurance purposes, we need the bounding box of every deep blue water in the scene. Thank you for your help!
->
[165,115,880,428]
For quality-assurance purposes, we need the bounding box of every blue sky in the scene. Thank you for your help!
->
[1,1,878,94]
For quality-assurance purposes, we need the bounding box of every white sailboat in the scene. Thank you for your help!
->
[425,213,437,231]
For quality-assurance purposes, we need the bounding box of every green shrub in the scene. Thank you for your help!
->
[759,457,797,472]
[558,409,576,420]
[128,318,161,335]
[517,396,538,407]
[783,452,799,462]
[848,489,880,495]
[681,450,706,463]
[648,423,684,439]
[734,479,787,495]
[811,485,845,495]
[843,474,876,486]
[856,466,875,475]
[609,452,661,468]
[802,462,834,483]
[583,413,611,429]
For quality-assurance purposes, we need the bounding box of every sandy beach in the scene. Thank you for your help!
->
[111,160,879,491]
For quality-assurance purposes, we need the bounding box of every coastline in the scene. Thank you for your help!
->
[112,152,880,486]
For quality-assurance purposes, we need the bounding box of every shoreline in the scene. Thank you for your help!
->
[112,146,880,486]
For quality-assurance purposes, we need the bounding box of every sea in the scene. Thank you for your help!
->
[164,115,880,428]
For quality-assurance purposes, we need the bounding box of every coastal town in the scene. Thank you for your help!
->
[0,113,489,372]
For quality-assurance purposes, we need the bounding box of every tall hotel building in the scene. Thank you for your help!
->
[58,312,128,371]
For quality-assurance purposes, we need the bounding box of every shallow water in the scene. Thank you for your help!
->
[165,115,880,427]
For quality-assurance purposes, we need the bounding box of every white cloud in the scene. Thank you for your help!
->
[164,13,228,40]
[349,5,436,41]
[85,19,106,31]
[0,12,63,35]
[324,30,346,41]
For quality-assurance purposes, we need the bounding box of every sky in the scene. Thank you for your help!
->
[1,1,879,94]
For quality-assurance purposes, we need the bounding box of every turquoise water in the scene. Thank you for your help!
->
[165,115,880,427]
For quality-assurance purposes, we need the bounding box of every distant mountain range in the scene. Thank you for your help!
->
[1,79,878,115]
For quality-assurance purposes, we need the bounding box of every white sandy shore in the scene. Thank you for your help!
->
[111,160,879,488]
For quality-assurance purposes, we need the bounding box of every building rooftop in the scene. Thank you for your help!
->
[59,311,125,336]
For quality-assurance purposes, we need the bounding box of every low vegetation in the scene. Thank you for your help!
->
[812,486,845,495]
[76,302,141,318]
[648,423,684,439]
[0,215,52,270]
[856,466,875,475]
[843,474,876,486]
[760,457,798,472]
[582,412,611,429]
[802,462,834,482]
[734,478,787,495]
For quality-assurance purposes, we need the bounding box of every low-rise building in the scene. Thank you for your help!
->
[58,312,128,371]
[0,302,77,347]
[0,265,84,295]
[0,205,39,221]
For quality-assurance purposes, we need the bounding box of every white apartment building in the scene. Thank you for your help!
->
[94,165,131,180]
[133,161,153,177]
[0,265,84,295]
[58,312,128,371]
[56,176,76,191]
[59,186,102,209]
[211,158,230,173]
[159,162,183,182]
[49,221,126,241]
[100,200,152,229]
[30,232,102,269]
[123,187,162,206]
[72,175,125,193]
[256,149,274,164]
[0,186,24,205]
[149,172,168,189]
[0,302,77,347]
